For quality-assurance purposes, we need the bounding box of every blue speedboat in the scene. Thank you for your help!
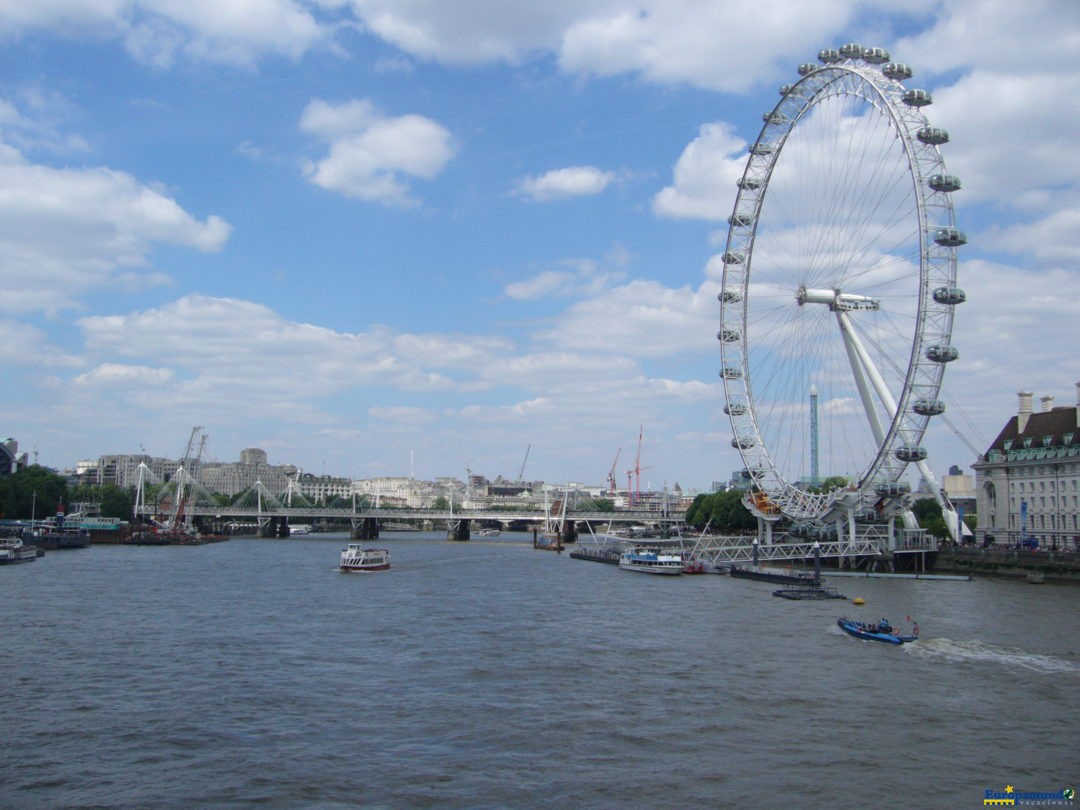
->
[837,616,918,645]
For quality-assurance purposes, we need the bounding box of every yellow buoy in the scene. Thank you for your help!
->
[852,597,866,605]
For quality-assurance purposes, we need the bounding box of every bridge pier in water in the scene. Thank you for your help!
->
[561,520,578,545]
[448,519,470,541]
[256,517,284,538]
[351,518,380,540]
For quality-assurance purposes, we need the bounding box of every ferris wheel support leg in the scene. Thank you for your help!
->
[838,312,888,446]
[838,310,899,434]
[914,459,954,547]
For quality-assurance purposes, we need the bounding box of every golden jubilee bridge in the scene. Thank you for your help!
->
[133,467,926,567]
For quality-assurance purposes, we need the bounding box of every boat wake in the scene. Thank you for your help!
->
[905,638,1080,676]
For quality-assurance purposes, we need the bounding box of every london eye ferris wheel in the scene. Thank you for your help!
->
[719,44,966,525]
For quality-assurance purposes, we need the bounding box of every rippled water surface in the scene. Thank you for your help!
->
[2,533,1076,808]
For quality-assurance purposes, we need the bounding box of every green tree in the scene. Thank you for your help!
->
[808,475,849,494]
[432,495,449,510]
[912,498,942,523]
[0,466,68,519]
[685,490,754,532]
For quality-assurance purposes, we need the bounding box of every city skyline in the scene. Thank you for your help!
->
[2,2,1078,491]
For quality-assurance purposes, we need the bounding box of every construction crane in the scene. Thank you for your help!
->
[518,445,531,481]
[170,426,206,533]
[606,448,622,495]
[626,426,649,505]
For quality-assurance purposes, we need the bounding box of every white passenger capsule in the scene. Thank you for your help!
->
[903,89,933,107]
[895,445,928,462]
[882,63,913,81]
[918,127,950,145]
[928,174,961,192]
[934,227,967,247]
[926,345,959,363]
[862,47,890,64]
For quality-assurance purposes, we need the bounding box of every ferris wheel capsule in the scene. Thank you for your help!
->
[932,286,966,305]
[926,344,959,363]
[934,227,967,247]
[913,399,946,416]
[903,89,933,107]
[928,174,961,192]
[895,445,928,463]
[862,47,890,64]
[882,63,913,81]
[918,127,950,145]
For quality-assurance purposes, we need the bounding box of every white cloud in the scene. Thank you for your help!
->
[0,139,230,313]
[895,0,1079,77]
[980,206,1080,265]
[76,294,511,402]
[368,405,438,425]
[74,363,175,385]
[926,71,1080,209]
[558,2,860,92]
[334,1,920,92]
[300,98,456,206]
[0,319,80,366]
[532,278,719,357]
[504,253,628,301]
[0,0,328,68]
[516,165,617,201]
[332,0,602,65]
[652,122,745,220]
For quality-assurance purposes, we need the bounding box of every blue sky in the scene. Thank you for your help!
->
[1,0,1078,492]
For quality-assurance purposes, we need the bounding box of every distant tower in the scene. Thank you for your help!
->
[809,385,819,487]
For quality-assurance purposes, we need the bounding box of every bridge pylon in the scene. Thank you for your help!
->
[351,518,380,540]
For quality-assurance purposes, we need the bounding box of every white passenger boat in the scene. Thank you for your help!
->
[340,544,390,572]
[618,548,683,575]
[0,537,39,565]
[289,524,312,536]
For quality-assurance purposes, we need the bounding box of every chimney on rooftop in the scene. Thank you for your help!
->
[1017,390,1033,433]
[1040,394,1054,412]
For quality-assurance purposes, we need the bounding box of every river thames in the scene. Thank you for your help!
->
[2,532,1076,808]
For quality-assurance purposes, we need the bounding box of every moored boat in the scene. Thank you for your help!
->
[618,548,683,575]
[837,616,918,644]
[340,544,391,572]
[0,537,39,565]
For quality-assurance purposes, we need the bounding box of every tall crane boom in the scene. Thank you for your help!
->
[607,448,622,495]
[519,445,531,480]
[632,425,644,503]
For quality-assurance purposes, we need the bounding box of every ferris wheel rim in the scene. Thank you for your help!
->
[718,47,963,521]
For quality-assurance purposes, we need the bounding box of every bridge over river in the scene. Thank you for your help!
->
[137,501,685,542]
[135,502,932,568]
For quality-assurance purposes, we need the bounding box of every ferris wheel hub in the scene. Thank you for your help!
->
[796,286,880,311]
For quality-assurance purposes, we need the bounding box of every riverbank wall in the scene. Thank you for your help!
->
[934,547,1080,583]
